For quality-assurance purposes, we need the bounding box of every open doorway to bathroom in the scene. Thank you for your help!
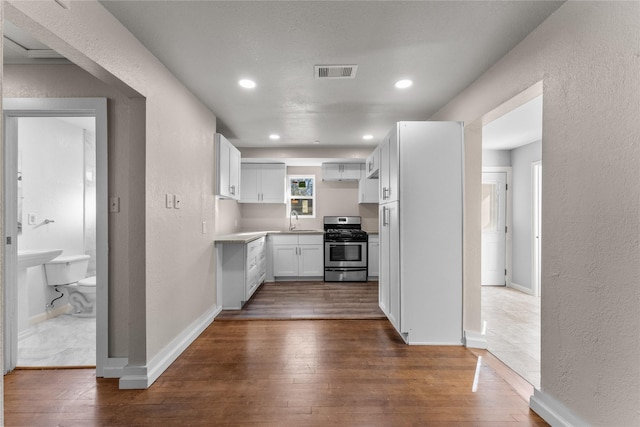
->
[481,90,542,388]
[3,98,108,372]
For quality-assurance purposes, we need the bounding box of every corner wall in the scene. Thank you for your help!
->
[4,1,219,387]
[432,2,640,424]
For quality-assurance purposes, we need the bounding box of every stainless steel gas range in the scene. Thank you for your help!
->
[323,216,368,282]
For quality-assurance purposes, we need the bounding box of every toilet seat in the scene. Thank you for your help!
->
[77,276,96,290]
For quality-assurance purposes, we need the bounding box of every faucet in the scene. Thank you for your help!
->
[289,209,299,231]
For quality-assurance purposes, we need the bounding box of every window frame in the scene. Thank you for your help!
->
[287,174,316,219]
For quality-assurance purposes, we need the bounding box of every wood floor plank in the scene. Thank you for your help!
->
[5,319,547,426]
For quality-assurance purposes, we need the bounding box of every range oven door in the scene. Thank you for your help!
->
[324,241,367,268]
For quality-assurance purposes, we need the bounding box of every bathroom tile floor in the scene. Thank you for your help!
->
[17,314,95,367]
[482,286,541,388]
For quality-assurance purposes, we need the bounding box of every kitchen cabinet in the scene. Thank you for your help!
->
[368,234,379,278]
[217,236,267,309]
[378,130,398,203]
[358,178,379,204]
[378,121,463,345]
[272,234,324,278]
[215,133,241,200]
[365,146,379,178]
[322,162,363,181]
[240,163,286,203]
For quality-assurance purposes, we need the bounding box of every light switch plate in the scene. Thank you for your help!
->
[28,213,37,225]
[166,194,174,209]
[174,194,182,209]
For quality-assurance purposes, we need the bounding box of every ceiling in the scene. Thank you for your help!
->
[483,95,543,151]
[5,1,562,149]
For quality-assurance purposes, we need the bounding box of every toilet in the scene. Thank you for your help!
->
[44,254,97,317]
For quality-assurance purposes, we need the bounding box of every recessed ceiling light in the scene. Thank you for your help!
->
[395,79,413,89]
[238,79,256,89]
[269,134,280,140]
[362,134,373,140]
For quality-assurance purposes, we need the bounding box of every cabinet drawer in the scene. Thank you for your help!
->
[298,235,323,245]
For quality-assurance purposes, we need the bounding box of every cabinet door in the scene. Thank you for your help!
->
[368,236,379,277]
[379,203,400,331]
[387,203,401,332]
[378,206,390,315]
[228,144,241,200]
[341,163,363,180]
[322,163,342,180]
[260,164,286,203]
[379,128,398,203]
[366,147,379,179]
[273,244,298,276]
[240,164,260,203]
[299,245,324,276]
[359,178,379,203]
[217,135,231,198]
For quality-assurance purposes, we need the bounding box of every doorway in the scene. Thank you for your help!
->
[3,98,108,373]
[480,92,543,387]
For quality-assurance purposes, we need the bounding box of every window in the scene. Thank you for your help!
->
[288,175,315,218]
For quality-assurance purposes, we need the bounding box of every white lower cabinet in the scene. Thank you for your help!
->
[217,236,267,309]
[368,234,379,278]
[272,234,324,278]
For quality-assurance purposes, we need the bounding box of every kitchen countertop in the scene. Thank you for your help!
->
[214,230,323,244]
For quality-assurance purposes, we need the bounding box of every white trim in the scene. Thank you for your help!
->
[463,330,488,349]
[508,281,535,296]
[532,161,542,298]
[482,166,512,286]
[119,305,221,389]
[28,304,71,326]
[3,98,109,375]
[529,388,587,427]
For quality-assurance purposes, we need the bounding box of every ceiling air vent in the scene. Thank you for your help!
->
[315,65,358,79]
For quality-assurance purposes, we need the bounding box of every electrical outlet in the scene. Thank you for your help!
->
[28,213,37,225]
[109,197,120,213]
[166,193,174,209]
[202,221,207,234]
[174,194,182,209]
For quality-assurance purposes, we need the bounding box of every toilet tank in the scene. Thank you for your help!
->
[44,254,91,286]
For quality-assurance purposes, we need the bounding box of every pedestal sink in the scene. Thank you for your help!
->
[16,249,63,336]
[18,249,63,269]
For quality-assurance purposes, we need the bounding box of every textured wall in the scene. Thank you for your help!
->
[432,2,640,424]
[5,1,218,371]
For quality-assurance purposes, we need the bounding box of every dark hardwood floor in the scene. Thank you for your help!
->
[4,281,546,425]
[217,281,385,320]
[5,319,547,426]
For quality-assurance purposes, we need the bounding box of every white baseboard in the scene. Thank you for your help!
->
[29,304,72,325]
[464,330,488,349]
[100,357,128,378]
[119,304,221,389]
[509,282,535,296]
[529,388,586,426]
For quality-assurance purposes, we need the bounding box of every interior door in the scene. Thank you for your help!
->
[481,172,507,286]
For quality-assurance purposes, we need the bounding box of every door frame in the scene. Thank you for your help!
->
[481,166,512,287]
[532,161,542,297]
[3,98,110,374]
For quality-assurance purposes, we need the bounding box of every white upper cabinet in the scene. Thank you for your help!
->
[240,163,286,203]
[358,177,379,204]
[322,162,363,181]
[215,133,241,200]
[365,146,380,179]
[378,130,398,203]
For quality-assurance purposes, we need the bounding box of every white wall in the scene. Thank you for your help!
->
[510,141,541,291]
[432,2,640,424]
